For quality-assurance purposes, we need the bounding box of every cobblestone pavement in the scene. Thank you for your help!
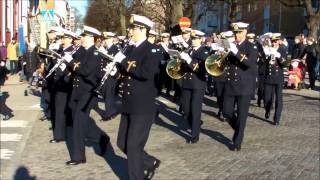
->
[1,81,319,179]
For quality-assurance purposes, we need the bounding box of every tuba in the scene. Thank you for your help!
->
[166,56,186,79]
[205,51,230,77]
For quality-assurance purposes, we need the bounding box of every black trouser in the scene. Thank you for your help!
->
[307,66,316,89]
[223,95,251,147]
[53,91,69,140]
[9,60,18,74]
[214,82,225,112]
[173,80,182,101]
[117,113,156,180]
[257,75,265,105]
[181,88,205,138]
[264,83,283,123]
[103,79,118,118]
[206,75,214,95]
[71,94,108,161]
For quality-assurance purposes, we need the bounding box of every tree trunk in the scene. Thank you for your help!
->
[119,0,126,35]
[307,15,320,39]
[169,0,183,27]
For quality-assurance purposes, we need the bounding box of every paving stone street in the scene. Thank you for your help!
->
[1,75,319,180]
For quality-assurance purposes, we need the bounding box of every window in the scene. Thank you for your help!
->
[248,3,251,12]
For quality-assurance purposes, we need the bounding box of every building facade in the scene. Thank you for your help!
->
[193,0,318,38]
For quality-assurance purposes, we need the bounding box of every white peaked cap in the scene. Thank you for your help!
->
[149,30,159,36]
[62,29,77,38]
[161,33,170,37]
[103,32,116,38]
[130,14,154,29]
[231,22,249,32]
[191,30,205,37]
[49,26,64,33]
[247,33,256,38]
[222,31,234,38]
[81,25,101,37]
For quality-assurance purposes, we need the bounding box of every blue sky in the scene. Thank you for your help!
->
[67,0,89,17]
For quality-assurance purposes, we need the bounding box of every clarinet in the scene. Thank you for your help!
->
[94,40,131,95]
[45,45,80,79]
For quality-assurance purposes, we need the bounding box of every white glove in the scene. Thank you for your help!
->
[59,63,67,71]
[49,43,60,50]
[98,47,108,56]
[0,61,5,67]
[110,66,118,76]
[228,43,238,54]
[274,52,281,58]
[63,53,73,63]
[263,47,272,56]
[180,52,192,64]
[113,51,126,63]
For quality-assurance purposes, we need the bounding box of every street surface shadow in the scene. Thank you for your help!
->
[155,100,190,141]
[65,118,128,180]
[13,166,36,180]
[200,128,234,150]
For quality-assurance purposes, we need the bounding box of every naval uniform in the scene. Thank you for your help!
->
[101,44,120,120]
[67,45,109,162]
[114,39,161,180]
[181,46,209,141]
[223,40,258,149]
[264,47,287,124]
[52,45,74,141]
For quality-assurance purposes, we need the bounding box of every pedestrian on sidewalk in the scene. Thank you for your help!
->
[7,38,19,75]
[0,60,13,120]
[0,41,7,61]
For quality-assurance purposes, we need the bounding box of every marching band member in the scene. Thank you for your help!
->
[100,32,120,121]
[222,22,258,151]
[158,33,173,96]
[247,33,259,101]
[65,26,110,165]
[264,33,287,126]
[49,29,77,143]
[108,14,161,179]
[147,30,159,44]
[179,30,210,143]
[212,31,233,120]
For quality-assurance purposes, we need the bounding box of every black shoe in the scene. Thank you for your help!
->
[39,115,48,121]
[257,102,261,107]
[232,144,241,151]
[200,120,204,126]
[187,136,199,144]
[3,114,13,121]
[24,90,28,96]
[217,111,223,121]
[145,159,161,180]
[49,139,63,143]
[99,135,110,156]
[49,127,53,130]
[265,112,270,119]
[66,160,86,165]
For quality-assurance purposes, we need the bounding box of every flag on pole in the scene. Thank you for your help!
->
[19,25,26,55]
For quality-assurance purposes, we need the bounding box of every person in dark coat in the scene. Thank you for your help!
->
[222,22,258,151]
[49,29,77,143]
[264,33,287,126]
[65,26,110,166]
[0,60,13,120]
[109,14,161,180]
[301,37,319,90]
[291,36,305,60]
[99,31,121,121]
[179,30,210,143]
